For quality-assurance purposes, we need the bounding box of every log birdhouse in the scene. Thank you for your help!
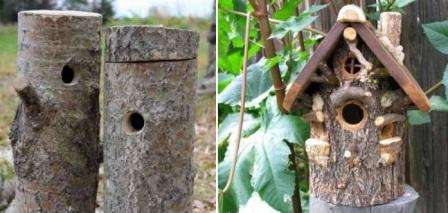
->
[283,5,430,207]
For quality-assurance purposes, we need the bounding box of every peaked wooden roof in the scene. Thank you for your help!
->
[283,22,431,112]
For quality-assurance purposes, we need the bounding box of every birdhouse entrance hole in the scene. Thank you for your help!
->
[337,101,367,131]
[61,65,76,84]
[123,112,145,134]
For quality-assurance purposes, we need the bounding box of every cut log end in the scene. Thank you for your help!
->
[375,113,406,127]
[337,5,367,23]
[343,27,357,42]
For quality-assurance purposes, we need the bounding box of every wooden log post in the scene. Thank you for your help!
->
[103,26,199,212]
[8,10,102,212]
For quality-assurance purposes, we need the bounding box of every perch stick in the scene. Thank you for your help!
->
[345,40,373,71]
[222,12,251,194]
[330,83,374,107]
[375,113,406,127]
[13,76,40,114]
[304,110,325,123]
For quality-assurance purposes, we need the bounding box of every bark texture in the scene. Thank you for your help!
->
[104,26,198,213]
[308,42,407,207]
[401,1,448,212]
[8,10,102,212]
[105,26,199,62]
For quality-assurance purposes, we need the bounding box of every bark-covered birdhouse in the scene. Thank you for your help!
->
[283,5,430,207]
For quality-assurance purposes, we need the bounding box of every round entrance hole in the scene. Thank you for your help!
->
[337,101,367,131]
[61,65,75,84]
[342,103,364,124]
[123,112,145,134]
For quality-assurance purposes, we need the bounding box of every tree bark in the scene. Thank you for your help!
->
[103,26,199,212]
[8,10,102,212]
[401,1,448,212]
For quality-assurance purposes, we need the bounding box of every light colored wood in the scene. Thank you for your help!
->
[343,27,357,42]
[379,137,402,165]
[305,138,330,167]
[378,12,402,46]
[375,113,406,127]
[337,4,367,23]
[304,111,324,123]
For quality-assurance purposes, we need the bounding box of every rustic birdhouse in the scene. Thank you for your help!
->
[283,5,430,207]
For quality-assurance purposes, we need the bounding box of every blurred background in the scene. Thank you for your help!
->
[0,0,216,212]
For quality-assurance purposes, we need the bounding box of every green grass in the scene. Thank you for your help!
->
[0,25,17,147]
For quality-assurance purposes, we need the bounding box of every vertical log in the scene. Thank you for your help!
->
[378,12,402,46]
[104,26,199,212]
[401,1,448,212]
[8,10,102,212]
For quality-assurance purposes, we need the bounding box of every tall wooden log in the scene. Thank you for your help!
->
[103,26,199,212]
[8,10,102,212]
[401,1,448,212]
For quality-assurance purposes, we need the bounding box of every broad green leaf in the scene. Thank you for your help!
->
[218,72,236,92]
[218,113,260,145]
[273,0,302,21]
[430,96,448,112]
[252,137,295,212]
[218,133,257,210]
[218,58,274,107]
[240,192,279,212]
[423,21,448,54]
[394,0,416,8]
[263,97,310,143]
[443,65,448,98]
[270,15,317,39]
[251,96,309,212]
[407,110,431,125]
[302,4,328,15]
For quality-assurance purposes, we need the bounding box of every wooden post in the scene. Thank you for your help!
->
[103,26,199,212]
[401,1,448,212]
[8,10,102,212]
[310,185,419,213]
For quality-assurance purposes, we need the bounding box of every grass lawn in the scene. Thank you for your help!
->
[0,17,215,212]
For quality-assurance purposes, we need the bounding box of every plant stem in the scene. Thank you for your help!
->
[220,7,327,36]
[249,0,287,113]
[425,81,443,95]
[221,11,251,194]
[288,143,303,213]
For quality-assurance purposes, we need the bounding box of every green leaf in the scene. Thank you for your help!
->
[252,137,295,212]
[240,192,280,212]
[303,4,328,15]
[270,15,317,39]
[394,0,416,8]
[443,65,448,99]
[218,72,236,92]
[423,21,448,54]
[263,97,310,143]
[251,96,309,212]
[430,95,448,112]
[218,133,257,210]
[218,113,260,145]
[218,58,274,108]
[407,110,431,125]
[273,0,303,21]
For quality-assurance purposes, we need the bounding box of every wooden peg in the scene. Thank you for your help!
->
[343,27,357,42]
